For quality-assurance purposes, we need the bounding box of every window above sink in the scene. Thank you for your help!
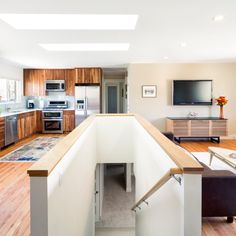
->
[0,78,22,103]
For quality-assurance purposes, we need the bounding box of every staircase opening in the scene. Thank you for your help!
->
[95,163,135,235]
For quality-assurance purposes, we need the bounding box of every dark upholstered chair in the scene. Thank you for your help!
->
[162,131,236,223]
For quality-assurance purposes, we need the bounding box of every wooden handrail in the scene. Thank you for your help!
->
[131,168,183,211]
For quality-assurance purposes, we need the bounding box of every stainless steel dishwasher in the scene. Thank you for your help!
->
[5,115,18,146]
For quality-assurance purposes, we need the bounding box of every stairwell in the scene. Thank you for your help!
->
[95,164,135,236]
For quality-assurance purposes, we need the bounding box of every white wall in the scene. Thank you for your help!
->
[133,120,183,235]
[0,58,23,80]
[128,63,236,136]
[0,58,24,109]
[133,120,201,236]
[96,116,134,163]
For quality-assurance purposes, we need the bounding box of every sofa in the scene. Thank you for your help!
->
[162,131,236,223]
[201,161,236,223]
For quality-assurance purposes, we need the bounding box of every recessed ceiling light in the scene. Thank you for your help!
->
[0,14,138,30]
[39,43,130,51]
[180,42,187,47]
[213,15,224,22]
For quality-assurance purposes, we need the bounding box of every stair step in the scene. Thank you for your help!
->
[96,227,135,236]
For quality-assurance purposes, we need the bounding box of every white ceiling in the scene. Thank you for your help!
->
[0,0,236,68]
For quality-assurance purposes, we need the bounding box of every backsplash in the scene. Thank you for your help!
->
[0,95,75,113]
[0,97,26,113]
[25,95,75,109]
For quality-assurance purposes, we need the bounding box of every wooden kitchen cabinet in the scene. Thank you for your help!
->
[63,110,75,132]
[17,113,26,140]
[89,68,102,84]
[45,69,65,80]
[75,68,102,84]
[36,110,42,133]
[25,111,36,136]
[24,69,45,96]
[18,111,36,140]
[0,117,5,148]
[24,68,75,96]
[65,69,76,96]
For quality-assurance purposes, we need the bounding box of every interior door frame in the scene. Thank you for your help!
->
[105,83,120,113]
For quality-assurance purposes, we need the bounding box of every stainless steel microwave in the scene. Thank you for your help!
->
[45,80,65,92]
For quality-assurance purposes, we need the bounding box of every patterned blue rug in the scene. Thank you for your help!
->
[0,136,62,162]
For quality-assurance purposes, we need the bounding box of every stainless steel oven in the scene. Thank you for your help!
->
[42,111,63,133]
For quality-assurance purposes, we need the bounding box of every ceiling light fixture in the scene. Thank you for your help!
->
[39,43,130,51]
[0,14,138,30]
[180,42,187,48]
[213,15,224,22]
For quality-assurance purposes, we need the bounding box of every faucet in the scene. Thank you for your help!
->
[5,104,11,112]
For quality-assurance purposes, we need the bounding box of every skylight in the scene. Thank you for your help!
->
[39,43,130,51]
[0,14,138,30]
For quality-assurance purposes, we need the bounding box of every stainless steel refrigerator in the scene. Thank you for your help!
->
[75,85,100,126]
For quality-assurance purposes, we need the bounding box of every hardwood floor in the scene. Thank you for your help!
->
[0,136,236,235]
[0,134,64,236]
[181,139,236,152]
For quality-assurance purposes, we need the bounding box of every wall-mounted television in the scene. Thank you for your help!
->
[173,80,213,105]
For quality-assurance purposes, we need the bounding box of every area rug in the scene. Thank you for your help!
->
[0,136,62,162]
[191,152,236,174]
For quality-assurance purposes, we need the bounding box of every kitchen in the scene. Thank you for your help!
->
[0,67,102,149]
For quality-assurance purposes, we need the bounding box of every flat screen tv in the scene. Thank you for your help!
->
[173,80,213,105]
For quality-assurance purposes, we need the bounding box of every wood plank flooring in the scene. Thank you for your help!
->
[0,134,64,236]
[0,136,236,235]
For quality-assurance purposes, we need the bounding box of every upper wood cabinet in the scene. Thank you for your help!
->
[65,69,76,96]
[24,69,45,96]
[44,69,65,80]
[24,68,101,96]
[75,68,102,84]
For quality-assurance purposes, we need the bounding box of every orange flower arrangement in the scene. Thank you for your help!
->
[215,96,228,106]
[215,96,228,119]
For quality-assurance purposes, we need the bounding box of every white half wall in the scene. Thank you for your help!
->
[128,63,236,136]
[133,120,201,236]
[47,123,96,236]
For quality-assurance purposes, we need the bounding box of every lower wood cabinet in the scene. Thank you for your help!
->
[0,117,5,148]
[63,110,75,132]
[18,111,36,140]
[36,110,42,133]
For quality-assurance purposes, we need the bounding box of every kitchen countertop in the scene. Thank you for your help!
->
[0,108,75,118]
